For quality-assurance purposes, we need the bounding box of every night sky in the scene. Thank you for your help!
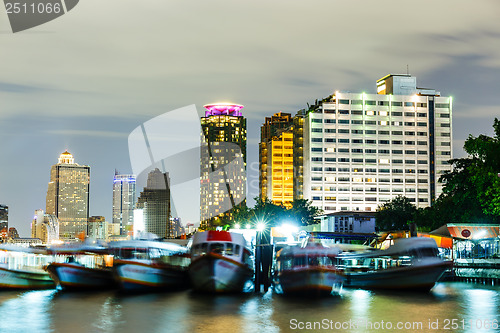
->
[1,0,500,236]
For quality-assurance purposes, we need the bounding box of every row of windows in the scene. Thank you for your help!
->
[334,100,439,108]
[311,186,429,193]
[310,158,429,164]
[321,110,430,117]
[311,139,428,145]
[313,196,429,203]
[312,168,428,174]
[311,129,429,136]
[312,118,429,127]
[311,177,429,183]
[312,148,428,155]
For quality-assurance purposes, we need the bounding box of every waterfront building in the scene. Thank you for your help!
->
[107,222,122,241]
[136,168,171,238]
[46,151,90,240]
[112,173,136,236]
[200,103,247,229]
[318,211,376,234]
[0,204,7,232]
[7,237,42,247]
[88,216,108,240]
[8,227,19,239]
[31,209,59,244]
[259,113,293,202]
[169,217,184,238]
[302,74,453,213]
[293,111,306,200]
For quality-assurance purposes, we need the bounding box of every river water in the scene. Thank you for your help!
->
[0,282,498,333]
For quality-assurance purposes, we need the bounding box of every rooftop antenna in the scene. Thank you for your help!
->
[406,64,409,75]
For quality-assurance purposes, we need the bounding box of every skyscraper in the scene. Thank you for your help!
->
[302,74,452,213]
[0,204,7,232]
[46,150,90,240]
[136,168,171,238]
[259,112,293,203]
[200,103,247,229]
[112,173,136,236]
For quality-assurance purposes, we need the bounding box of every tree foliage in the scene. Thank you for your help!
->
[231,197,322,228]
[376,195,417,231]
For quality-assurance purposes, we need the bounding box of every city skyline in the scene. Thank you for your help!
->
[2,0,500,236]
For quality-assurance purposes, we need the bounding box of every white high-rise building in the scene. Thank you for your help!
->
[303,74,453,213]
[112,173,136,236]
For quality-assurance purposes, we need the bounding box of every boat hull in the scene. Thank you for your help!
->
[0,266,54,289]
[276,268,344,296]
[189,253,253,293]
[46,263,115,290]
[344,261,450,290]
[114,260,188,291]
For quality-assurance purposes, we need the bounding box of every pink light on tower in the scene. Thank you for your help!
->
[203,103,244,117]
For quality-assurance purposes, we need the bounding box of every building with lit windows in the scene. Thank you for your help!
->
[303,74,453,213]
[88,216,108,240]
[200,103,247,229]
[259,112,293,200]
[112,173,136,236]
[136,168,171,238]
[46,151,90,241]
[0,204,7,235]
[31,209,59,244]
[265,131,294,206]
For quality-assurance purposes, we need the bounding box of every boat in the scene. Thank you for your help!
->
[0,245,55,289]
[339,237,451,290]
[45,244,115,290]
[188,230,254,293]
[273,241,344,296]
[109,240,190,291]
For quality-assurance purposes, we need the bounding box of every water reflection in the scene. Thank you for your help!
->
[0,290,55,333]
[0,283,497,333]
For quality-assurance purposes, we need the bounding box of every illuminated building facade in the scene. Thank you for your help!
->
[265,131,294,206]
[303,74,453,213]
[200,103,246,229]
[0,204,7,236]
[46,151,90,240]
[136,168,171,238]
[112,173,136,236]
[88,216,108,240]
[259,112,293,203]
[31,209,59,244]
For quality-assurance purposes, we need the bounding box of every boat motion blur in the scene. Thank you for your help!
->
[110,240,190,291]
[274,240,344,296]
[189,231,254,293]
[0,245,55,289]
[339,237,451,290]
[45,244,115,290]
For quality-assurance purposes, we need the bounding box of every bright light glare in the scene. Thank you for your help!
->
[257,223,265,232]
[280,224,299,233]
[246,224,251,229]
[234,223,240,229]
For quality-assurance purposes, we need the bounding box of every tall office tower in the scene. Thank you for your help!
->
[303,74,452,213]
[31,209,59,244]
[200,103,247,229]
[259,112,293,202]
[112,173,136,236]
[293,111,305,200]
[0,204,7,232]
[46,151,90,240]
[136,168,171,238]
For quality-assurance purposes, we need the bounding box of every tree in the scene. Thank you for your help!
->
[376,195,418,231]
[439,118,500,223]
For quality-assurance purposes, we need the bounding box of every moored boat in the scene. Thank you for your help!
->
[109,240,190,291]
[274,241,344,296]
[45,245,115,290]
[188,231,254,293]
[0,245,55,289]
[339,237,451,290]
